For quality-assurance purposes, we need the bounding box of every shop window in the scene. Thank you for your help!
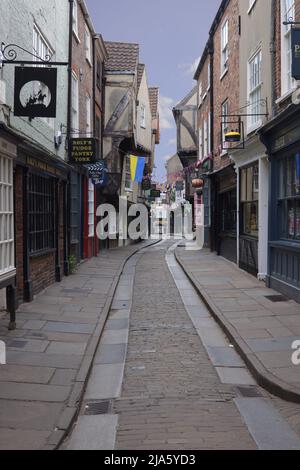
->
[240,164,259,238]
[220,189,237,233]
[28,173,55,254]
[278,154,300,241]
[0,156,14,275]
[88,179,95,238]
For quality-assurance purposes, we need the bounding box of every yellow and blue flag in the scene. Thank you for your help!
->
[130,156,146,183]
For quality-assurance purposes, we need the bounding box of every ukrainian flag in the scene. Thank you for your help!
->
[130,155,146,183]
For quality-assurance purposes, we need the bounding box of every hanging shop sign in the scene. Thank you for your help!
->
[86,160,108,187]
[14,67,57,118]
[292,28,300,80]
[69,138,96,164]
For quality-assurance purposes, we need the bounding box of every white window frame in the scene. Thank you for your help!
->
[207,62,211,91]
[221,99,229,147]
[86,94,91,136]
[198,127,203,159]
[221,19,229,76]
[72,0,79,38]
[248,49,262,132]
[248,0,257,14]
[204,119,208,157]
[125,155,133,192]
[33,24,55,128]
[0,156,14,277]
[88,179,95,238]
[198,81,203,107]
[85,24,92,65]
[140,105,146,129]
[71,72,79,136]
[281,0,296,96]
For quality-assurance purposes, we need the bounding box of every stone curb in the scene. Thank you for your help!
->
[175,248,300,405]
[45,239,161,450]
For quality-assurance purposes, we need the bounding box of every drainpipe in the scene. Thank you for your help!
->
[208,36,214,251]
[270,0,277,118]
[64,0,74,275]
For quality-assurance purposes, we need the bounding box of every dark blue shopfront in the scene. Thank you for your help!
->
[260,105,300,303]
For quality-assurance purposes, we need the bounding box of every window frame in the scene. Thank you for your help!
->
[88,179,95,238]
[278,154,300,242]
[71,72,79,136]
[84,23,92,65]
[281,0,296,96]
[248,48,263,132]
[72,0,79,39]
[221,19,229,76]
[32,24,55,129]
[240,163,259,238]
[140,104,146,129]
[125,155,133,192]
[86,94,91,136]
[28,172,55,256]
[0,155,15,276]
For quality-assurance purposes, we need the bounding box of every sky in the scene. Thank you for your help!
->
[86,0,221,181]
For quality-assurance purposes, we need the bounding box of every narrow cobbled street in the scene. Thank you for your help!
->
[64,241,300,450]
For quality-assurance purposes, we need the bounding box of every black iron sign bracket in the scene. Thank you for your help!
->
[0,42,68,67]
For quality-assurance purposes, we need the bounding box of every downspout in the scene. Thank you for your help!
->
[270,0,277,119]
[64,0,74,275]
[209,36,214,252]
[92,36,97,256]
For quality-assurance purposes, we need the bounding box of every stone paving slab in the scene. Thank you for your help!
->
[0,240,158,450]
[176,247,300,403]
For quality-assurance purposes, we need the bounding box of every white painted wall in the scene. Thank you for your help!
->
[136,69,152,152]
[0,0,69,160]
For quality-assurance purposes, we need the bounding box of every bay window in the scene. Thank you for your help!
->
[0,156,14,276]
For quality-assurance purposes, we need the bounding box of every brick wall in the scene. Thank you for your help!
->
[72,4,94,136]
[30,254,56,297]
[274,0,300,113]
[212,0,239,172]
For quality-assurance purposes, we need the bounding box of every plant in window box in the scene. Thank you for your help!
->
[68,255,78,275]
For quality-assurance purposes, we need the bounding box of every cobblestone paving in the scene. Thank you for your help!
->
[114,243,256,450]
